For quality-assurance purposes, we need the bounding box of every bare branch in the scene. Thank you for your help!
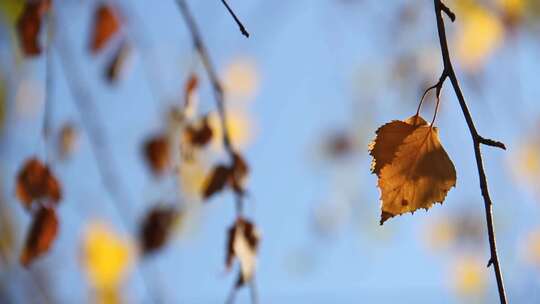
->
[220,0,250,38]
[431,1,507,303]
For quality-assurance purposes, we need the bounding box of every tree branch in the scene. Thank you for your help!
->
[220,0,249,38]
[431,1,507,303]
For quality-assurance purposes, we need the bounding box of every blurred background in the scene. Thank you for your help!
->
[1,0,540,303]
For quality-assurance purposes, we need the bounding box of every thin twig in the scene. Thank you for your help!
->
[431,1,507,303]
[220,0,250,38]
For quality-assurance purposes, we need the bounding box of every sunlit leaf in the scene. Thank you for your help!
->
[58,122,79,159]
[83,222,133,290]
[450,255,487,296]
[226,217,260,287]
[20,206,58,266]
[371,116,456,224]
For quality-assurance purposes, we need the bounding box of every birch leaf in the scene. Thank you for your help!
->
[377,123,456,224]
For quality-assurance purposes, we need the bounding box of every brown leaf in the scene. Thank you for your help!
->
[16,0,51,56]
[230,153,249,195]
[143,135,170,176]
[89,4,120,53]
[20,206,59,266]
[139,206,180,254]
[58,122,78,159]
[376,121,456,224]
[184,73,198,108]
[16,157,62,209]
[202,165,231,200]
[184,116,213,147]
[225,218,260,287]
[369,115,427,177]
[105,40,131,83]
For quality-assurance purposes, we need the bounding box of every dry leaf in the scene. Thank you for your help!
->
[89,4,120,53]
[202,165,231,200]
[20,206,58,266]
[58,122,78,159]
[16,157,62,209]
[226,217,260,287]
[375,119,456,224]
[369,115,427,177]
[184,116,213,147]
[16,0,50,56]
[143,135,170,176]
[184,73,198,108]
[230,153,248,195]
[105,40,131,83]
[139,206,180,254]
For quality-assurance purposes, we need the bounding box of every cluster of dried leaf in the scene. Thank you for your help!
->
[16,158,61,266]
[369,115,456,224]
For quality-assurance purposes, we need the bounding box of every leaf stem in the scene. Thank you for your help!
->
[431,1,507,303]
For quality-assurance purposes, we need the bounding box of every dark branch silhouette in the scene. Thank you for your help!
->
[220,0,250,38]
[429,1,508,303]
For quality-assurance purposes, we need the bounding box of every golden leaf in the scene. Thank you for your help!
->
[226,217,260,287]
[373,118,456,224]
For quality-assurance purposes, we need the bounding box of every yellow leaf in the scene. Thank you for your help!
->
[223,58,259,102]
[369,115,427,177]
[373,118,456,224]
[450,255,487,296]
[82,222,133,290]
[209,109,254,149]
[455,5,504,71]
[0,0,24,26]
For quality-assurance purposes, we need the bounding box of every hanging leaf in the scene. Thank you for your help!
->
[139,206,181,254]
[105,40,132,83]
[371,117,456,224]
[58,122,79,159]
[184,115,213,147]
[15,157,62,209]
[202,165,231,200]
[230,153,248,195]
[143,135,170,176]
[184,73,198,108]
[225,217,260,287]
[20,206,58,266]
[89,4,120,53]
[16,0,51,57]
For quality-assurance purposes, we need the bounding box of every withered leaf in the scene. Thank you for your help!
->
[20,206,58,267]
[58,122,78,159]
[105,40,131,83]
[225,217,260,287]
[184,73,198,108]
[89,4,120,53]
[16,0,51,56]
[16,157,62,209]
[230,153,248,195]
[143,135,170,176]
[376,122,456,224]
[369,115,427,177]
[184,116,213,147]
[202,165,231,200]
[139,206,180,254]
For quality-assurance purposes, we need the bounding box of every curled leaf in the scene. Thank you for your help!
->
[374,119,456,224]
[89,4,120,53]
[16,157,62,209]
[202,165,231,200]
[20,206,58,266]
[184,73,198,108]
[105,40,132,83]
[230,153,248,195]
[225,217,260,287]
[139,206,180,254]
[184,116,213,147]
[143,135,170,176]
[16,0,51,56]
